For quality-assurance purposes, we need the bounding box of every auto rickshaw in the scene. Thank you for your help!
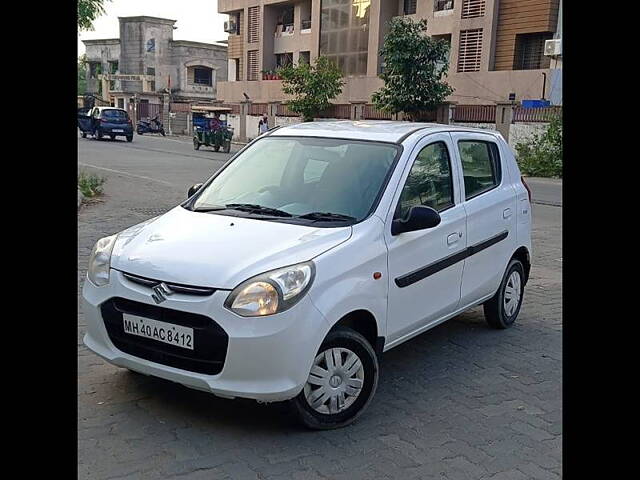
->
[192,106,234,153]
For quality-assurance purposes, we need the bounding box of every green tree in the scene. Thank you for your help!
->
[78,54,87,95]
[515,114,563,178]
[278,56,344,122]
[78,0,110,31]
[372,17,453,120]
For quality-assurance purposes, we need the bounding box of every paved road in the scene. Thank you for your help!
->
[524,178,562,207]
[78,135,562,480]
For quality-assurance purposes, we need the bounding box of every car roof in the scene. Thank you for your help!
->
[269,120,501,144]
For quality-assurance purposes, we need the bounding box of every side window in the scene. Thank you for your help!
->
[457,140,501,200]
[395,141,454,219]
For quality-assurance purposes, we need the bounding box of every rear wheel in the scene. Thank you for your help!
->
[193,138,200,150]
[223,140,231,153]
[291,328,378,430]
[484,259,525,329]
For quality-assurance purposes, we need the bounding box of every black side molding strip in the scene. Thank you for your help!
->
[395,230,509,288]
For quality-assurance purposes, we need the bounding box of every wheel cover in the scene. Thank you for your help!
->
[503,270,522,317]
[303,347,365,414]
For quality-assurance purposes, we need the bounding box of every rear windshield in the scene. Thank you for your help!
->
[101,109,128,120]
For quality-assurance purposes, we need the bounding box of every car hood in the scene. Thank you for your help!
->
[111,207,352,289]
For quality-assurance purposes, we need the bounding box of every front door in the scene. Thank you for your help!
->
[384,133,467,346]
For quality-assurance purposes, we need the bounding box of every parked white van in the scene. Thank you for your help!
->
[82,121,532,429]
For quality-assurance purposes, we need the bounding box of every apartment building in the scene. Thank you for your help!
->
[83,16,228,111]
[217,0,562,106]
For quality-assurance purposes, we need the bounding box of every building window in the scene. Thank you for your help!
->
[299,51,311,65]
[193,67,213,86]
[247,50,259,81]
[276,53,293,68]
[434,0,454,12]
[457,28,483,72]
[514,33,553,70]
[149,81,156,92]
[117,98,125,108]
[248,6,260,43]
[146,38,155,52]
[320,0,371,76]
[89,62,102,79]
[228,12,240,35]
[404,0,417,15]
[146,67,155,76]
[461,0,485,18]
[108,61,118,74]
[275,5,295,35]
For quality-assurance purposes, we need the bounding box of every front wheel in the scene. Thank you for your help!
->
[193,138,200,150]
[484,258,525,329]
[223,140,231,153]
[137,128,143,135]
[291,328,379,430]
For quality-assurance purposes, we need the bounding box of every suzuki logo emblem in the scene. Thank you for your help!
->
[151,282,173,304]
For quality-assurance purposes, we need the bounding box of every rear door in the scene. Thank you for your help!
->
[449,132,518,306]
[384,133,467,345]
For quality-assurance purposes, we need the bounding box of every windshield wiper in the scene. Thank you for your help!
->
[225,203,293,217]
[297,212,356,222]
[189,205,227,212]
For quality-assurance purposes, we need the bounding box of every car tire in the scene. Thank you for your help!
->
[291,328,379,430]
[484,258,525,329]
[126,135,133,142]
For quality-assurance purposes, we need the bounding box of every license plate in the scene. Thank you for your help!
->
[112,129,124,132]
[123,314,194,350]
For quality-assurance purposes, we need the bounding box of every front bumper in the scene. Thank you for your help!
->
[82,270,331,402]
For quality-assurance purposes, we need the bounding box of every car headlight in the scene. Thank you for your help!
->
[87,234,118,287]
[225,262,315,317]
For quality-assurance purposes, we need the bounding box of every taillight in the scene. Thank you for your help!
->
[521,176,532,203]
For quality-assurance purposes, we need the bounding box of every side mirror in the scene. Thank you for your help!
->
[187,183,203,198]
[391,206,441,236]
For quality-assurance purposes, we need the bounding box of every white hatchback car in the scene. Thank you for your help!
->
[83,121,532,429]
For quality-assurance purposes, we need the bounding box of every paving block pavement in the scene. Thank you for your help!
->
[78,170,561,479]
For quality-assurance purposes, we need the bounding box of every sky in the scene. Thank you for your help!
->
[78,0,228,56]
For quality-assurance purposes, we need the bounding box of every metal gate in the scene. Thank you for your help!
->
[128,102,163,122]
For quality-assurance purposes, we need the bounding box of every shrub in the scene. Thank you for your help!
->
[515,115,563,178]
[78,171,106,198]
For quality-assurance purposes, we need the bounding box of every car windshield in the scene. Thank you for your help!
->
[191,136,400,224]
[101,109,128,119]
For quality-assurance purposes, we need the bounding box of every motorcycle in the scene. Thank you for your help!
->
[136,115,166,136]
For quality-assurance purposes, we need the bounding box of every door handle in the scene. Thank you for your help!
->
[447,233,460,245]
[503,208,512,219]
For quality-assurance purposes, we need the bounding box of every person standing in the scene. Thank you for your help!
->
[258,113,269,135]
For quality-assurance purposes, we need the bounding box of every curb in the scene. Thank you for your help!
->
[78,189,84,210]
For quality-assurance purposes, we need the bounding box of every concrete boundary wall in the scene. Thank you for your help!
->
[227,115,549,148]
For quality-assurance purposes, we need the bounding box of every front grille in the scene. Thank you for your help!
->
[121,271,216,296]
[101,297,228,375]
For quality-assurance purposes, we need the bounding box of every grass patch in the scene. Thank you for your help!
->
[78,171,106,198]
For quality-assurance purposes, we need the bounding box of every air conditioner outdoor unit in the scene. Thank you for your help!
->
[544,39,562,56]
[224,19,237,33]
